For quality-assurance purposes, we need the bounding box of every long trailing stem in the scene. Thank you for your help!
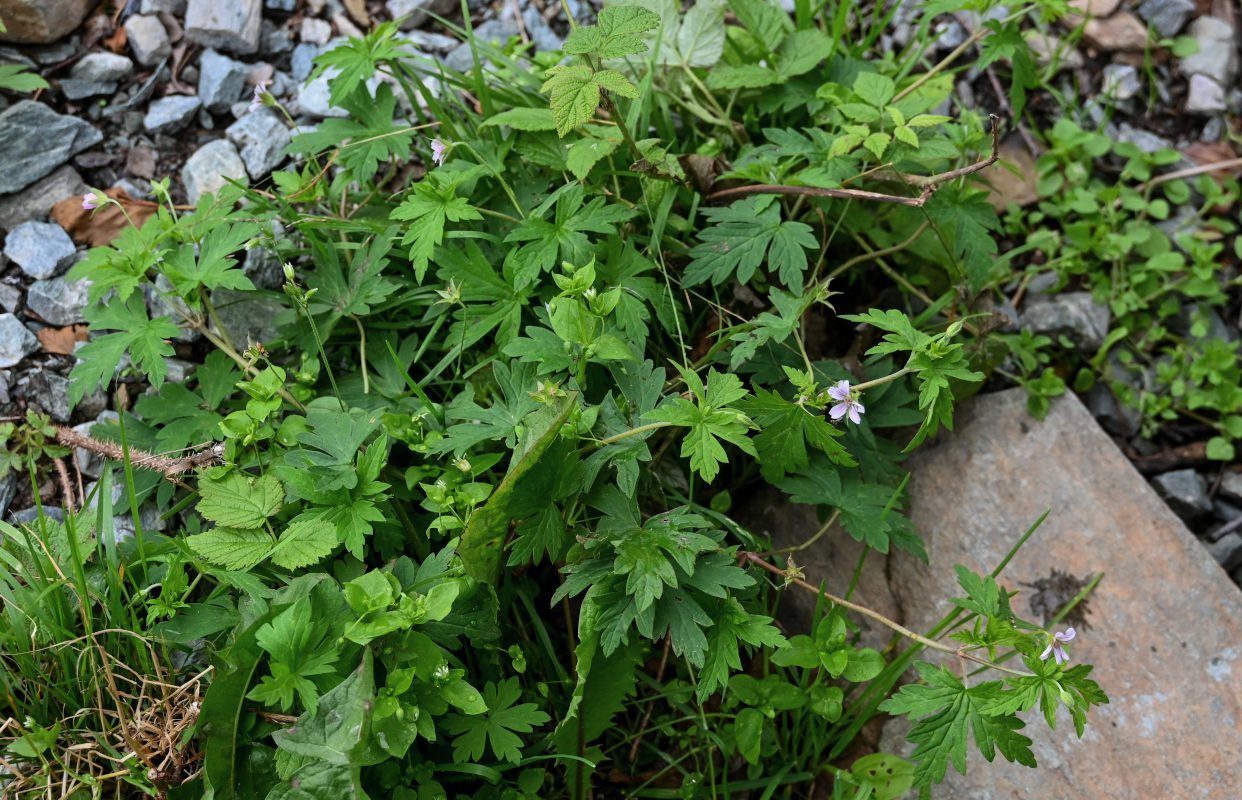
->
[743,552,1032,677]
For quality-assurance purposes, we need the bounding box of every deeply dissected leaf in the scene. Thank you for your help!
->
[686,199,815,288]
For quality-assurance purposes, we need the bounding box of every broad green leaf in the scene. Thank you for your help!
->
[201,611,273,800]
[566,133,622,181]
[187,527,274,571]
[197,472,284,529]
[482,107,557,131]
[676,0,726,67]
[269,515,338,570]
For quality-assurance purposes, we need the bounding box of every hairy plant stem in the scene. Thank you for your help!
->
[586,420,673,450]
[743,552,1031,677]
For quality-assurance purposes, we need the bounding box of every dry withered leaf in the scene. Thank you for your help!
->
[103,26,127,54]
[1183,140,1242,181]
[52,187,160,248]
[37,324,90,355]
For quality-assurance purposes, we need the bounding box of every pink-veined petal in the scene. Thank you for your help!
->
[830,403,848,420]
[847,404,861,424]
[1040,643,1054,661]
[1056,628,1076,642]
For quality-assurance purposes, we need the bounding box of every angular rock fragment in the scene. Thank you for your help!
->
[0,101,102,194]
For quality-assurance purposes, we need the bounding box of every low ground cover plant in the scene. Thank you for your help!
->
[0,0,1116,797]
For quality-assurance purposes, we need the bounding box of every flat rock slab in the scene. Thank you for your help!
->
[883,387,1242,798]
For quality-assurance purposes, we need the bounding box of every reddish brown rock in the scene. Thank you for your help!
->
[881,388,1242,798]
[0,0,100,42]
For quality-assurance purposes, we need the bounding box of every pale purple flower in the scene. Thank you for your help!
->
[248,81,270,113]
[82,192,99,210]
[1040,628,1076,665]
[827,380,865,424]
[430,138,448,167]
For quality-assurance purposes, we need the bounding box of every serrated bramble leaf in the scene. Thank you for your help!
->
[197,472,285,529]
[563,26,603,54]
[598,5,661,38]
[705,64,780,90]
[269,516,338,570]
[853,72,896,106]
[542,65,600,136]
[187,527,274,570]
[591,69,639,98]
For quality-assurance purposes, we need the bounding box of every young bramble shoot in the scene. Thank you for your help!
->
[1040,628,1077,665]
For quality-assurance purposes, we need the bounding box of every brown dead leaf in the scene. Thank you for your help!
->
[1183,140,1242,180]
[344,0,371,27]
[51,187,160,248]
[103,26,127,53]
[37,325,90,355]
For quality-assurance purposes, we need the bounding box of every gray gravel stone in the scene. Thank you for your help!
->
[1019,292,1111,352]
[141,0,185,14]
[181,139,248,204]
[1180,16,1238,85]
[295,68,380,117]
[1152,468,1213,520]
[186,0,262,54]
[0,101,102,194]
[0,473,16,519]
[198,49,248,113]
[522,6,563,51]
[59,79,117,100]
[10,507,64,526]
[26,369,72,422]
[265,0,296,10]
[262,20,294,53]
[1102,64,1140,101]
[0,313,38,367]
[402,30,459,52]
[1116,121,1173,153]
[387,0,456,30]
[123,14,172,67]
[70,52,133,82]
[1219,472,1242,506]
[0,284,21,313]
[70,411,119,479]
[446,19,520,71]
[1206,532,1242,572]
[1084,382,1139,437]
[0,165,86,230]
[300,17,332,45]
[1186,74,1226,114]
[226,109,291,178]
[145,275,200,342]
[291,42,319,81]
[1135,0,1194,37]
[5,221,76,280]
[26,276,90,325]
[143,95,202,134]
[210,288,285,345]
